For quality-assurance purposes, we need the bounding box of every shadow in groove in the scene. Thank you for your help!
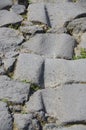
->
[44,5,52,27]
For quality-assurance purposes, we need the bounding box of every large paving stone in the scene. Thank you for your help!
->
[14,113,41,130]
[44,59,86,88]
[43,124,86,130]
[26,84,86,123]
[0,101,13,130]
[0,0,12,9]
[23,33,75,59]
[0,75,30,104]
[27,2,86,29]
[10,4,26,14]
[0,27,24,52]
[13,53,44,87]
[0,10,23,27]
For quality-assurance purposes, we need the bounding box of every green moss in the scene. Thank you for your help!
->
[21,79,30,84]
[30,84,40,95]
[0,98,8,103]
[8,23,20,30]
[73,48,86,60]
[31,84,40,91]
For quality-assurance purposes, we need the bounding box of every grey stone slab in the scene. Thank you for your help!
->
[0,101,13,130]
[28,3,48,26]
[27,2,86,29]
[79,33,86,49]
[44,59,86,88]
[0,75,30,104]
[10,4,26,14]
[26,84,86,123]
[13,53,44,87]
[66,18,86,40]
[43,124,86,130]
[23,33,75,59]
[0,27,24,52]
[14,113,41,130]
[0,10,23,27]
[26,90,43,112]
[0,0,12,9]
[29,0,72,3]
[20,25,43,35]
[14,113,33,130]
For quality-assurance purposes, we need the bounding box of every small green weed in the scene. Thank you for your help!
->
[8,23,20,30]
[21,79,30,84]
[30,84,40,94]
[73,48,86,60]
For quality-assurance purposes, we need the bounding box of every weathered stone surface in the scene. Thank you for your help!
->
[14,113,41,130]
[26,84,86,123]
[20,25,43,35]
[0,101,13,130]
[3,58,16,72]
[0,66,6,75]
[76,0,86,9]
[13,53,44,87]
[27,2,86,29]
[66,18,86,40]
[14,113,33,130]
[0,10,23,27]
[44,59,86,88]
[10,4,26,14]
[79,33,86,49]
[26,90,43,112]
[29,0,72,3]
[0,75,30,104]
[23,33,75,59]
[0,27,24,52]
[43,124,86,130]
[0,0,12,9]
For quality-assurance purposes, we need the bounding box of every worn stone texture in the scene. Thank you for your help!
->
[0,101,13,130]
[27,2,86,29]
[0,75,30,104]
[14,113,41,130]
[79,33,86,49]
[26,84,86,123]
[44,59,86,88]
[10,4,26,14]
[0,10,23,27]
[13,53,44,87]
[23,33,75,59]
[0,27,24,52]
[66,17,86,41]
[43,124,86,130]
[0,0,13,9]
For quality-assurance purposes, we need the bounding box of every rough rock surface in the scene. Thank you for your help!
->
[13,53,44,87]
[0,0,13,9]
[26,84,86,123]
[0,10,23,27]
[0,27,24,52]
[0,0,86,130]
[79,33,86,48]
[0,75,30,104]
[0,102,13,130]
[23,33,75,59]
[43,124,86,130]
[10,4,26,14]
[44,59,86,87]
[27,2,86,29]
